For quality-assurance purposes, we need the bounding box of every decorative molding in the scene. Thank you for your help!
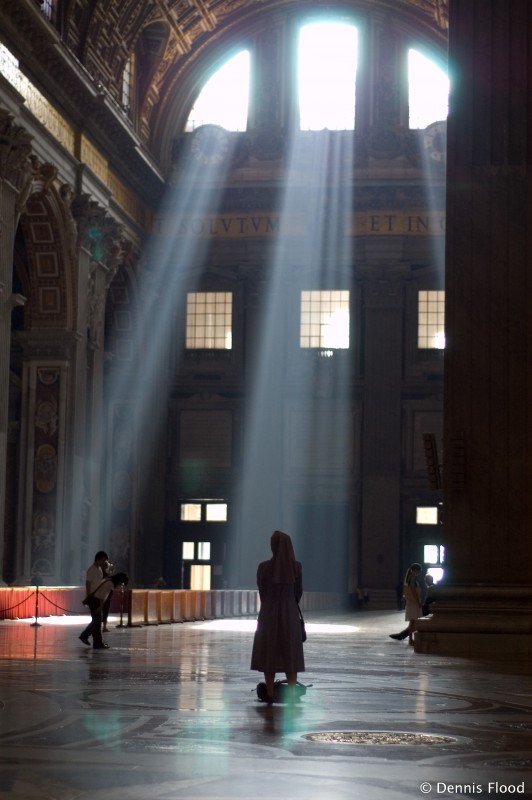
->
[0,109,33,204]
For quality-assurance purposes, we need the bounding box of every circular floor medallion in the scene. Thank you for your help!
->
[304,731,456,745]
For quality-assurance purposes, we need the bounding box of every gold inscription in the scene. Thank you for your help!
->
[153,211,446,238]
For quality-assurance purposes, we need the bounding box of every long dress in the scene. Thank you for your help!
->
[250,559,305,673]
[404,575,422,622]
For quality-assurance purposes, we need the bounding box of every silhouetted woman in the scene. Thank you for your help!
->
[250,530,305,702]
[403,562,423,646]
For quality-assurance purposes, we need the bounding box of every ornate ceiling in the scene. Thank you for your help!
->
[0,0,448,198]
[62,0,448,116]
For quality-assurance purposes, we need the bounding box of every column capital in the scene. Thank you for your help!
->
[70,193,124,275]
[0,109,33,196]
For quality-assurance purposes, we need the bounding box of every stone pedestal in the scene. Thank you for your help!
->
[416,586,532,659]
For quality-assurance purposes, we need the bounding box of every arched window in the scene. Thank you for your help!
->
[40,0,55,22]
[182,29,447,135]
[298,21,358,131]
[122,53,135,113]
[185,50,250,132]
[408,49,449,129]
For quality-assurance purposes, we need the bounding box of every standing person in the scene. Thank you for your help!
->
[101,558,115,632]
[82,572,129,650]
[402,562,423,646]
[79,551,108,647]
[250,530,305,703]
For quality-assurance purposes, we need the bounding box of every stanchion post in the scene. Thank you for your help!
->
[30,586,41,627]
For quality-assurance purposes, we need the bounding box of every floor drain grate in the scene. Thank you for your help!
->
[304,731,456,745]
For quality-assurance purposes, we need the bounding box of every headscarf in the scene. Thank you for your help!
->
[404,562,421,586]
[270,530,298,584]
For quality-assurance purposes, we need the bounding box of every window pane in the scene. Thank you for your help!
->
[185,50,250,132]
[41,0,54,20]
[181,503,202,521]
[186,292,232,349]
[408,49,449,129]
[122,54,134,109]
[424,544,439,563]
[300,290,350,349]
[299,22,358,131]
[206,503,227,522]
[182,542,195,559]
[426,566,444,584]
[190,564,211,590]
[418,290,445,349]
[416,506,439,525]
[197,542,211,560]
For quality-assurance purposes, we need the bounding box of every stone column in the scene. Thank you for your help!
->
[70,193,123,578]
[0,110,32,581]
[416,0,532,658]
[359,271,403,591]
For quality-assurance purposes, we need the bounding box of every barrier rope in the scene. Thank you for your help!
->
[0,588,85,625]
[0,591,35,614]
[1,587,129,627]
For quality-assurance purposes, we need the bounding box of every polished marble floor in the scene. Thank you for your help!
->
[1,610,532,800]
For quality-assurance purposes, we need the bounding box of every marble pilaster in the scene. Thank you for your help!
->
[0,110,32,582]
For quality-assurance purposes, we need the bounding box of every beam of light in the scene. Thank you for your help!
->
[84,140,238,584]
[228,124,354,588]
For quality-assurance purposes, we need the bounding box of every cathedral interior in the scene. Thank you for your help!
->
[1,0,532,658]
[1,2,532,799]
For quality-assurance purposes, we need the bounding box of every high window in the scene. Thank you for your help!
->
[122,54,135,112]
[180,501,228,521]
[423,543,445,584]
[418,290,445,349]
[40,0,54,21]
[298,22,358,130]
[300,290,350,350]
[408,49,449,129]
[182,542,211,559]
[184,26,447,135]
[186,292,232,349]
[185,51,250,132]
[416,506,439,525]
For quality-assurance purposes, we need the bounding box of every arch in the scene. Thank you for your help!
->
[152,3,448,170]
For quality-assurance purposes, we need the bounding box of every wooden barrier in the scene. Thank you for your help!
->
[182,591,194,621]
[172,590,185,622]
[222,590,235,617]
[128,590,148,626]
[203,591,214,619]
[158,591,174,623]
[211,590,223,618]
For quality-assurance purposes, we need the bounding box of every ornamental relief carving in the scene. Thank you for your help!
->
[35,397,59,437]
[34,443,58,493]
[0,110,33,189]
[71,193,124,270]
